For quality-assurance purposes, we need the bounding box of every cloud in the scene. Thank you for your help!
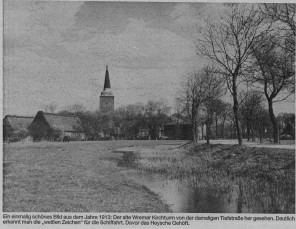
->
[3,48,93,115]
[65,18,197,70]
[4,1,83,52]
[3,1,207,116]
[167,3,226,39]
[170,3,197,19]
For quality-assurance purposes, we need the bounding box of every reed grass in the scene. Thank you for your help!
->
[130,143,295,213]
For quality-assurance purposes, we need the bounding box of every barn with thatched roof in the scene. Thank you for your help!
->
[3,115,34,142]
[29,111,85,141]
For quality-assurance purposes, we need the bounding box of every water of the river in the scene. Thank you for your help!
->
[117,150,294,213]
[124,170,294,213]
[127,171,240,213]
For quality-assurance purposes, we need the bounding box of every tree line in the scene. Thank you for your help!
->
[42,96,294,144]
[179,3,295,145]
[51,101,171,141]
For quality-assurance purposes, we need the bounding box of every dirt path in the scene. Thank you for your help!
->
[199,139,295,150]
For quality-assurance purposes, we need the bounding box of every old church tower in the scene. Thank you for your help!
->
[100,65,114,113]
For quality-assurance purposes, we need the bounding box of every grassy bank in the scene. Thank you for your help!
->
[131,143,295,213]
[3,141,176,212]
[3,141,294,213]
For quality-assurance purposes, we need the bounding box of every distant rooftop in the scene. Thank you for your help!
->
[34,111,83,132]
[3,115,34,131]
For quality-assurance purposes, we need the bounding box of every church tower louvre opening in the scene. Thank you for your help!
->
[100,65,114,113]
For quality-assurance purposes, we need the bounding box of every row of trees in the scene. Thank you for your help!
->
[177,66,226,142]
[53,101,171,141]
[15,96,295,143]
[43,90,295,142]
[177,79,294,144]
[181,3,295,145]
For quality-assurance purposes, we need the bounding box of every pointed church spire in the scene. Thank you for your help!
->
[100,65,114,113]
[103,65,111,90]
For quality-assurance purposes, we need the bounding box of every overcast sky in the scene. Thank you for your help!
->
[3,1,295,116]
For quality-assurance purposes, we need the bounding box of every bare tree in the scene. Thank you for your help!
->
[255,108,271,143]
[240,90,264,142]
[212,99,228,139]
[113,107,129,139]
[267,3,295,56]
[250,33,294,143]
[203,99,225,144]
[144,100,171,140]
[127,103,146,139]
[218,102,232,139]
[112,104,147,140]
[261,3,295,37]
[196,4,265,145]
[61,103,85,115]
[44,102,58,113]
[173,98,186,122]
[77,111,102,141]
[178,66,225,141]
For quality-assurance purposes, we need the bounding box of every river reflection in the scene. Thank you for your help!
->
[127,172,240,213]
[117,150,294,213]
[125,171,294,213]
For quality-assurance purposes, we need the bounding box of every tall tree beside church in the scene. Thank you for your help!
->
[196,4,265,145]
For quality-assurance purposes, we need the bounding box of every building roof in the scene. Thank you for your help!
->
[35,111,83,132]
[103,65,111,90]
[101,65,113,96]
[164,121,192,126]
[3,115,34,131]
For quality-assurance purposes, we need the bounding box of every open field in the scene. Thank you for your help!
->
[3,140,295,213]
[3,140,186,212]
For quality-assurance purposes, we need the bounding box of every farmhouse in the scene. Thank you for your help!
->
[3,115,34,142]
[29,111,85,141]
[164,121,192,140]
[163,121,205,140]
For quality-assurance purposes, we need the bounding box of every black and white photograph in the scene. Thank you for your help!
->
[2,0,295,218]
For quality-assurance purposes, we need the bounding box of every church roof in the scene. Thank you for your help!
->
[101,65,113,96]
[103,65,111,90]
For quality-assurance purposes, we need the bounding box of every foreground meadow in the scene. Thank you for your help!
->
[3,140,185,212]
[3,140,295,213]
